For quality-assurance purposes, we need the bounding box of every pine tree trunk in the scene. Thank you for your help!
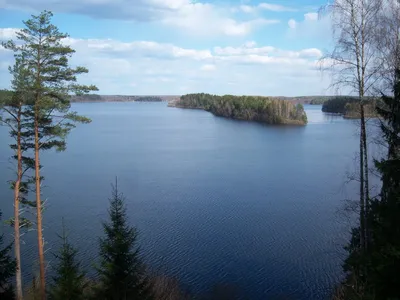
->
[34,106,46,300]
[359,103,366,251]
[14,104,23,300]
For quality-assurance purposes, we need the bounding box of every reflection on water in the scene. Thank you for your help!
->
[305,105,344,124]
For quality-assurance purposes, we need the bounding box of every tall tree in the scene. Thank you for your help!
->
[320,0,383,252]
[2,10,98,299]
[96,180,152,300]
[366,67,400,299]
[0,59,35,300]
[0,210,16,300]
[49,221,87,300]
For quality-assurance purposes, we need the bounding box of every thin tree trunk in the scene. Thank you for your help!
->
[360,103,370,248]
[359,102,366,251]
[34,106,46,300]
[14,104,23,300]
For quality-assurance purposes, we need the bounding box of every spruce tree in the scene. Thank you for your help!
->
[49,221,87,300]
[0,210,16,300]
[364,68,400,299]
[96,181,152,300]
[342,69,400,299]
[2,11,98,299]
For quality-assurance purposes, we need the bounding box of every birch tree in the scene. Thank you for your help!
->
[320,0,383,251]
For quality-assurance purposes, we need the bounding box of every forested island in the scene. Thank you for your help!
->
[322,96,378,118]
[169,93,308,125]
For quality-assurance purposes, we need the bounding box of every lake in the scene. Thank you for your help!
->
[0,103,367,299]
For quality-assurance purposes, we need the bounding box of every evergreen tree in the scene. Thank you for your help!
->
[2,11,98,299]
[341,69,400,299]
[49,221,87,300]
[96,180,152,300]
[0,58,35,300]
[364,68,400,299]
[0,210,16,300]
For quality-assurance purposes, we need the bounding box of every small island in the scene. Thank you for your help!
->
[322,96,378,118]
[169,93,308,125]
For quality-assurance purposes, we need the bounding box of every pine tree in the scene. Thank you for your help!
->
[0,58,36,300]
[96,180,153,300]
[0,210,16,300]
[49,221,87,300]
[2,11,98,299]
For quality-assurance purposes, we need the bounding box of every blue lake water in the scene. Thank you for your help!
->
[0,103,368,299]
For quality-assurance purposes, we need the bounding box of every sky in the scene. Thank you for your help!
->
[0,0,339,96]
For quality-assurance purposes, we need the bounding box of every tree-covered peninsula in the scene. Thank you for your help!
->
[169,93,308,125]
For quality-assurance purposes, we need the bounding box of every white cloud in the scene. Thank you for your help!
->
[258,3,296,12]
[1,0,279,37]
[214,44,275,56]
[299,48,323,58]
[200,64,216,71]
[239,5,254,13]
[0,28,330,96]
[287,11,331,40]
[304,12,318,21]
[161,2,279,36]
[288,19,297,29]
[64,37,213,60]
[239,2,296,13]
[0,28,19,40]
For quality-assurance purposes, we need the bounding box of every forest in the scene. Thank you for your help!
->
[322,96,378,118]
[171,93,308,125]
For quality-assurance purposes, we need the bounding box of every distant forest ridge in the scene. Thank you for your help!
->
[0,89,365,105]
[70,94,179,102]
[69,94,340,104]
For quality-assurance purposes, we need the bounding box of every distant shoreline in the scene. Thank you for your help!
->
[69,94,336,105]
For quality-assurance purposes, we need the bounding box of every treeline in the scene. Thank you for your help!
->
[135,96,163,102]
[309,98,329,105]
[71,94,103,102]
[322,96,378,118]
[0,89,13,99]
[172,93,308,125]
[70,95,164,102]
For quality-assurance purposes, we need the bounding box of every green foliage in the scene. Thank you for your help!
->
[71,94,102,102]
[309,98,329,105]
[96,181,153,300]
[135,96,162,102]
[0,59,37,210]
[341,70,400,299]
[49,221,87,300]
[322,96,378,118]
[0,211,16,300]
[1,10,98,154]
[174,93,307,125]
[322,96,360,114]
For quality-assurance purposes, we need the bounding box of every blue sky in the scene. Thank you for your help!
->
[0,0,338,96]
